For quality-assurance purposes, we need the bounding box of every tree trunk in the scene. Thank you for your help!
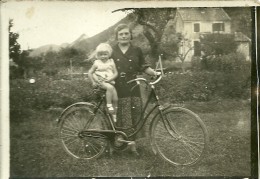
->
[181,58,185,73]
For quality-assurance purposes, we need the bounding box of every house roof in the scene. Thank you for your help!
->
[177,8,231,21]
[234,32,251,42]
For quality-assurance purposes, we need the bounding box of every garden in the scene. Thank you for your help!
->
[9,55,253,177]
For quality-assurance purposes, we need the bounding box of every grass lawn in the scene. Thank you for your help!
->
[10,99,251,177]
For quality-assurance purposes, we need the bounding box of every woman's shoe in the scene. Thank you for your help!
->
[129,141,139,157]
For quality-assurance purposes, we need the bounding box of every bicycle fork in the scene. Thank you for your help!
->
[159,109,182,140]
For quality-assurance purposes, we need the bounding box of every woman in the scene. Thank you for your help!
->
[111,24,158,155]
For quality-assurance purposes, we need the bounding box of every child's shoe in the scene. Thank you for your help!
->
[107,104,114,114]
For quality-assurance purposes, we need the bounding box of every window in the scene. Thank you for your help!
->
[212,23,225,32]
[194,23,200,32]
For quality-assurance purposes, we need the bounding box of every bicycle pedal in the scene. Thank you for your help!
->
[117,139,134,145]
[127,141,136,146]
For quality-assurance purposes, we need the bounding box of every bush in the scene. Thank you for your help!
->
[158,72,213,102]
[10,65,251,122]
[193,52,251,73]
[157,70,250,103]
[200,33,237,55]
[10,77,98,121]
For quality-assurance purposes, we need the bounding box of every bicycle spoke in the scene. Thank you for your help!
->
[72,113,83,130]
[78,110,88,127]
[86,141,100,154]
[182,137,205,146]
[63,136,80,147]
[183,140,202,156]
[66,115,80,132]
[155,133,179,141]
[151,108,208,166]
[181,134,205,140]
[59,105,109,160]
[61,132,78,139]
[61,126,79,134]
[180,140,200,161]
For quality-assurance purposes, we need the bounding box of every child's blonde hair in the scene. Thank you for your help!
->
[95,43,113,58]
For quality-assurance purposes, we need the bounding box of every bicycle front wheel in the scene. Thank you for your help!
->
[59,103,109,160]
[151,107,209,166]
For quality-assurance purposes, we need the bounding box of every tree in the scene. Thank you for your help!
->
[19,50,44,78]
[223,7,252,38]
[200,33,237,56]
[9,19,21,65]
[58,47,86,67]
[176,37,194,73]
[161,32,193,72]
[114,8,177,64]
[9,19,23,78]
[199,33,238,71]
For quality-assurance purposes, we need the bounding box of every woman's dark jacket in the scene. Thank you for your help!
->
[111,44,149,98]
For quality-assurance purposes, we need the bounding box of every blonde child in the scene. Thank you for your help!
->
[88,43,118,122]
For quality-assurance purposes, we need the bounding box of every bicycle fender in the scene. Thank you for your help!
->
[57,102,96,124]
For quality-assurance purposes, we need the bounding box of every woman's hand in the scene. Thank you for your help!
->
[145,67,161,77]
[155,71,161,76]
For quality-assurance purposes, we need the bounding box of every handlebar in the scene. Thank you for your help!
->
[127,74,162,86]
[127,55,164,86]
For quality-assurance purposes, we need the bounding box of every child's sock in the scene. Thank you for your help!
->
[107,104,114,113]
[112,114,117,123]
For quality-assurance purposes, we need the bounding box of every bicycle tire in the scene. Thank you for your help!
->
[150,107,209,166]
[59,103,109,160]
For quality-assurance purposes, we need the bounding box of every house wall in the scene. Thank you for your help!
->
[237,42,251,61]
[181,20,231,61]
[175,13,184,33]
[173,10,232,62]
[183,21,231,39]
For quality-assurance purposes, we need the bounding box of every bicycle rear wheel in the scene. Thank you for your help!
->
[151,107,209,166]
[59,103,109,160]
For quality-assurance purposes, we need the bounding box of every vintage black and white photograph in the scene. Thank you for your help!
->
[1,1,259,178]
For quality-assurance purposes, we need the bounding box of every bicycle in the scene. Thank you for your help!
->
[57,56,209,166]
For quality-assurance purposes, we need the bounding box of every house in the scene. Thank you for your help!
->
[234,32,251,61]
[171,7,242,61]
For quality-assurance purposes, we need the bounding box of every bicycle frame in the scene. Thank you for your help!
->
[58,55,173,141]
[89,79,173,142]
[89,55,173,139]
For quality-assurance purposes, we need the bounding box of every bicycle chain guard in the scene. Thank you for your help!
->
[79,129,129,151]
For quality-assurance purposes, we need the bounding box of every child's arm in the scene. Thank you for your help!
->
[88,62,98,86]
[105,60,118,82]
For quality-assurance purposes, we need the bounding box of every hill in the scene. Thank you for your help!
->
[29,43,69,57]
[28,7,252,59]
[28,12,150,58]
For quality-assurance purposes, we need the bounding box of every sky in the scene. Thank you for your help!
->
[2,1,256,50]
[2,1,128,50]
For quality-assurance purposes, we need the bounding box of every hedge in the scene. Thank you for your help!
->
[10,69,250,119]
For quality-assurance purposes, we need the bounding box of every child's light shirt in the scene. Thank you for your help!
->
[94,58,115,81]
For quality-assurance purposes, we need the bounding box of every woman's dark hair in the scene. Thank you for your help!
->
[114,23,133,40]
